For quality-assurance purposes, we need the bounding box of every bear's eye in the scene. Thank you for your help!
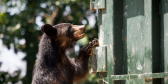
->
[68,26,74,34]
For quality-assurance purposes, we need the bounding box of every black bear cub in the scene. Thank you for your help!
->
[32,23,99,84]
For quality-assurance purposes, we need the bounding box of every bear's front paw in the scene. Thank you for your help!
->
[91,38,99,47]
[81,38,99,55]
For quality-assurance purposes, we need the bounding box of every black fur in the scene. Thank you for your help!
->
[32,23,99,84]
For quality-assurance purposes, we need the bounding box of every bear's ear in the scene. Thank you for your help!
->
[41,24,56,36]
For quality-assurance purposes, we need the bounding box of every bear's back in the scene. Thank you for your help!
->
[32,34,73,84]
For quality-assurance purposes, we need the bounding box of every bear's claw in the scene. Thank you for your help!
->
[84,38,99,55]
[91,38,99,47]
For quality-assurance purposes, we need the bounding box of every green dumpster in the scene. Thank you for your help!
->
[90,0,168,84]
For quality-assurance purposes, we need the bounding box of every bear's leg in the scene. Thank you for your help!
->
[73,38,99,81]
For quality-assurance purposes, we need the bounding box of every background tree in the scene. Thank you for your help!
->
[0,0,98,84]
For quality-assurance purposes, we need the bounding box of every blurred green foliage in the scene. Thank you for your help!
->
[0,0,98,84]
[0,70,21,84]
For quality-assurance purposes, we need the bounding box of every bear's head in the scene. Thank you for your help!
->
[41,23,85,49]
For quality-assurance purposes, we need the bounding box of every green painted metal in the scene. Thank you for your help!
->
[152,0,163,84]
[123,0,149,83]
[144,0,152,84]
[91,45,107,73]
[113,0,124,83]
[96,0,114,83]
[161,0,168,83]
[90,0,168,84]
[111,72,168,80]
[126,16,145,74]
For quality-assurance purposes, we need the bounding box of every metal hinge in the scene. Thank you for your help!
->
[90,0,106,11]
[91,45,107,74]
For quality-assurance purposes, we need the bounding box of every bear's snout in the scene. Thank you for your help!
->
[72,25,86,40]
[72,25,85,32]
